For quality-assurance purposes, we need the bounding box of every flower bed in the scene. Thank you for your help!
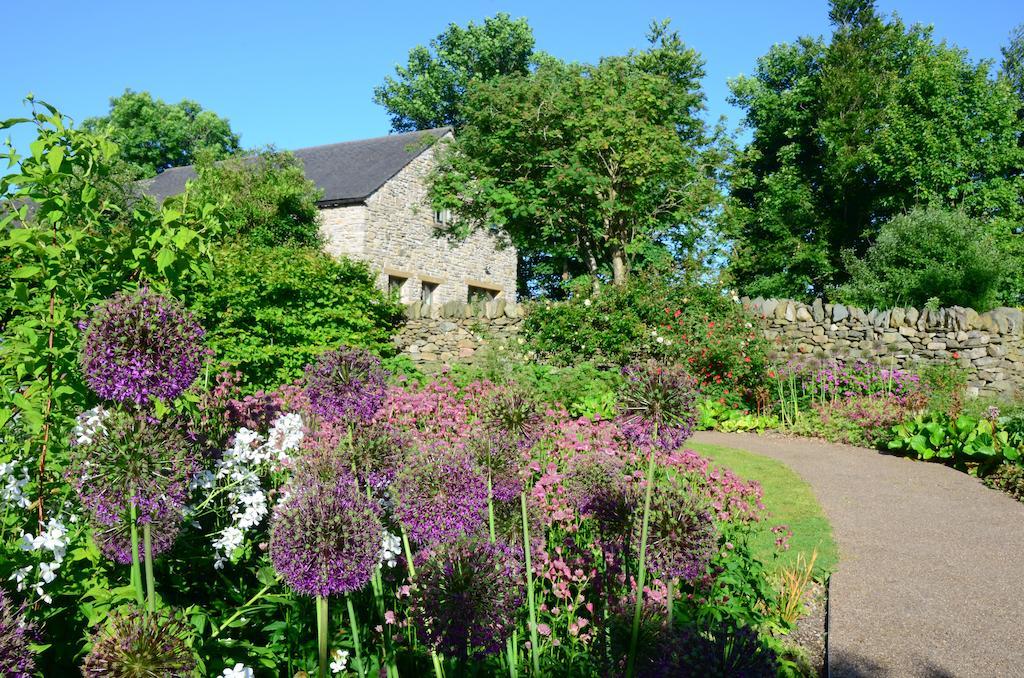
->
[0,290,820,676]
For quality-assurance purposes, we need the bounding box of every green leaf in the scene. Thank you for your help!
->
[156,247,176,271]
[10,265,40,279]
[47,147,65,174]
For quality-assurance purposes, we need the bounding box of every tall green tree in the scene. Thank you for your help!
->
[726,0,1024,301]
[430,21,724,292]
[1002,23,1024,103]
[82,89,240,178]
[372,13,535,132]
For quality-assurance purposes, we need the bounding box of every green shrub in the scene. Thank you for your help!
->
[887,412,1020,474]
[190,244,404,390]
[838,207,1007,311]
[523,271,767,407]
[982,463,1024,503]
[918,361,969,416]
[189,149,323,247]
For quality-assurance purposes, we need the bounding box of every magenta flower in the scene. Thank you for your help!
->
[618,362,698,452]
[79,288,207,405]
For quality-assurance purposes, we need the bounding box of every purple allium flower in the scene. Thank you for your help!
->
[304,347,388,423]
[92,511,183,564]
[270,453,383,597]
[409,537,524,657]
[0,587,37,678]
[563,449,633,526]
[66,408,200,527]
[637,478,717,581]
[467,433,524,502]
[483,387,542,445]
[618,362,697,452]
[79,287,207,405]
[81,608,196,677]
[305,419,409,490]
[392,444,488,546]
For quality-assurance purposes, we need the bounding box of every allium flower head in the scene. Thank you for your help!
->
[67,408,200,526]
[304,347,388,423]
[0,587,36,678]
[79,287,207,405]
[467,433,523,502]
[81,608,196,677]
[393,444,487,545]
[410,537,524,657]
[270,453,383,596]
[636,476,716,581]
[619,362,697,452]
[563,449,633,527]
[483,386,541,445]
[306,419,408,490]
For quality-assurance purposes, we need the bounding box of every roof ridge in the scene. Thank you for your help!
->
[291,127,451,155]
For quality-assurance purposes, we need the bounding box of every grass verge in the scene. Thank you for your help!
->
[691,442,839,578]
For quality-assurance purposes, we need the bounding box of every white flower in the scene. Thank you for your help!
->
[9,566,32,592]
[650,331,658,337]
[379,532,402,568]
[221,664,255,678]
[39,561,59,584]
[266,413,304,461]
[330,649,350,674]
[656,336,664,344]
[666,339,672,346]
[583,299,592,307]
[72,406,109,446]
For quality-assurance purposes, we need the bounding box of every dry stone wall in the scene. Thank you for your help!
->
[745,298,1024,398]
[396,300,525,373]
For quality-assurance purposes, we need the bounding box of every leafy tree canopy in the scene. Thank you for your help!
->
[838,207,1007,311]
[82,89,241,178]
[187,149,323,248]
[1002,23,1024,103]
[429,21,725,293]
[372,13,535,132]
[726,0,1024,302]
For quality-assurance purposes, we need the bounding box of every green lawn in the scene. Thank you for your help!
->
[691,442,839,579]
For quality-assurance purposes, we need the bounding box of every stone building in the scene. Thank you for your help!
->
[142,128,517,303]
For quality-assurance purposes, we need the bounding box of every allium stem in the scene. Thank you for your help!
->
[520,492,540,676]
[487,473,496,544]
[626,435,659,678]
[129,504,144,606]
[431,651,444,678]
[317,595,328,678]
[143,522,156,612]
[347,595,366,678]
[667,579,675,630]
[400,523,416,579]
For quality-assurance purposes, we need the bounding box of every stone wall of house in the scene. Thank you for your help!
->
[320,133,518,305]
[745,298,1024,397]
[395,300,525,373]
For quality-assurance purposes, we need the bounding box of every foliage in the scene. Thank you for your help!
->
[697,399,779,433]
[188,244,404,392]
[918,361,970,417]
[982,462,1024,503]
[838,207,1008,311]
[372,13,535,132]
[81,89,240,178]
[887,412,1021,473]
[1001,23,1024,103]
[430,21,724,289]
[187,148,323,247]
[726,0,1024,301]
[0,100,220,531]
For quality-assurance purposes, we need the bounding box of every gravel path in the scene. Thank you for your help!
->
[691,431,1024,678]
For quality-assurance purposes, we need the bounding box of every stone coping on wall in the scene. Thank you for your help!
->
[403,299,524,321]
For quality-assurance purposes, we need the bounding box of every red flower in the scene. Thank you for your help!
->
[744,356,751,363]
[708,321,715,329]
[952,351,960,359]
[674,309,682,318]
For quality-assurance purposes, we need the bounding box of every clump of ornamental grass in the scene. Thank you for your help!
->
[0,587,36,678]
[79,287,207,406]
[304,346,388,423]
[269,452,383,597]
[392,443,488,545]
[66,408,200,527]
[409,537,524,657]
[81,608,196,677]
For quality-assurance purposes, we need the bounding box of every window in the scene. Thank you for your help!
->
[433,209,451,225]
[388,275,407,298]
[468,285,498,303]
[421,281,438,305]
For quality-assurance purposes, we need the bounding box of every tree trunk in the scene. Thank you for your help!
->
[611,247,628,286]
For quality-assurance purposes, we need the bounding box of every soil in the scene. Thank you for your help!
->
[783,580,827,676]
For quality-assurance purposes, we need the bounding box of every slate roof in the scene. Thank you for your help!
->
[139,127,451,206]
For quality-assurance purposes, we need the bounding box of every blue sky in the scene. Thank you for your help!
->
[3,1,1020,155]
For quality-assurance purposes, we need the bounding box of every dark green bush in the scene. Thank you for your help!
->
[838,207,1007,311]
[190,244,404,390]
